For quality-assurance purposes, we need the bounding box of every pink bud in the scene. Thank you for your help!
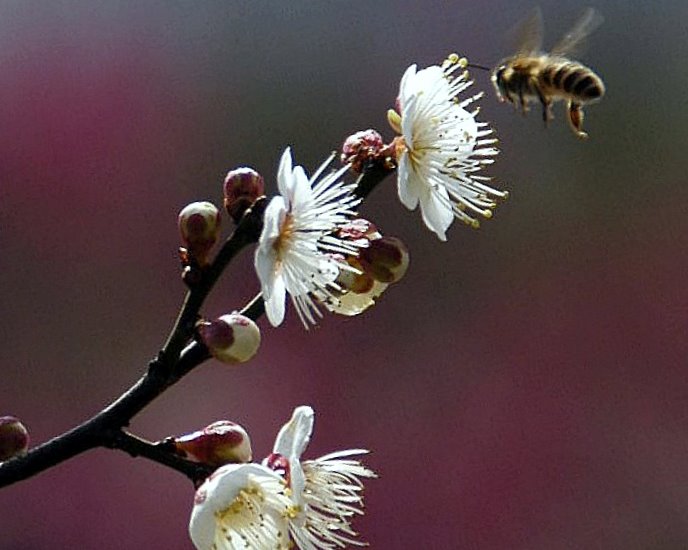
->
[198,313,261,365]
[359,236,410,283]
[174,421,252,466]
[178,202,221,266]
[223,167,265,223]
[341,129,385,173]
[0,416,29,461]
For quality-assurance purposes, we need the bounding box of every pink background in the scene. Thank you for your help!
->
[1,1,687,548]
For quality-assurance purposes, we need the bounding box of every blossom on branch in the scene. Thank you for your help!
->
[254,148,361,328]
[189,406,375,550]
[265,406,376,549]
[388,54,507,240]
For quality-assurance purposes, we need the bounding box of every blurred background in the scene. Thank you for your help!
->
[1,0,687,548]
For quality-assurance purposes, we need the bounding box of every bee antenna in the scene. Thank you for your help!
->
[466,63,492,72]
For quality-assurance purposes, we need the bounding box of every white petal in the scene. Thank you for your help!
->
[419,185,453,241]
[264,274,286,327]
[397,153,420,210]
[260,196,286,242]
[272,406,314,507]
[289,165,313,213]
[398,64,418,106]
[272,406,314,459]
[277,147,294,201]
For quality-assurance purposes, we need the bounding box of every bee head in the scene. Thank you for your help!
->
[491,65,508,101]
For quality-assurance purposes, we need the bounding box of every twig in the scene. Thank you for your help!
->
[0,158,394,489]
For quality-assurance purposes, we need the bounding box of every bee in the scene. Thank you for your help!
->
[491,7,606,139]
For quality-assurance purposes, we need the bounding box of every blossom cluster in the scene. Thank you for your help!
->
[189,406,375,550]
[174,55,509,549]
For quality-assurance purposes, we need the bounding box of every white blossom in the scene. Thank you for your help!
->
[266,406,376,549]
[255,148,360,328]
[189,463,293,550]
[390,55,507,240]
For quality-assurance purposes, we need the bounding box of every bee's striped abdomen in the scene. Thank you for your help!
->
[543,60,605,102]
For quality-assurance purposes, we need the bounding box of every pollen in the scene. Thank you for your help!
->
[273,213,295,259]
[284,504,301,520]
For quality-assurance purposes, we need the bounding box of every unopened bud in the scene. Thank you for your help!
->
[0,416,29,461]
[341,129,385,173]
[179,201,221,265]
[173,421,252,466]
[359,236,410,283]
[198,313,261,364]
[223,167,265,223]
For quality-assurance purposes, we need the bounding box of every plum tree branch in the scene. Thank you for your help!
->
[0,158,394,489]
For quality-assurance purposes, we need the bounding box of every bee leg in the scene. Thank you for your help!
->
[567,101,589,139]
[531,79,552,127]
[518,88,527,115]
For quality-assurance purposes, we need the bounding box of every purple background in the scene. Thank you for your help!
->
[1,1,687,548]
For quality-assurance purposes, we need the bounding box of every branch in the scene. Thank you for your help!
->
[0,158,394,489]
[107,430,213,486]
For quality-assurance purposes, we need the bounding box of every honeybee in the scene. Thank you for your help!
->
[491,7,606,139]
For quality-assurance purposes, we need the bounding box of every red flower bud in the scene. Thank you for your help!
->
[198,313,261,365]
[223,167,264,223]
[174,421,252,466]
[178,201,221,266]
[0,416,29,461]
[341,129,385,173]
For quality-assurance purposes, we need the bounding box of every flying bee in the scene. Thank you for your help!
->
[491,7,606,139]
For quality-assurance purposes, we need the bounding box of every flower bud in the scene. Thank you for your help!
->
[173,421,252,466]
[223,167,265,224]
[0,416,29,461]
[198,313,261,364]
[341,129,385,173]
[178,201,221,266]
[359,236,410,283]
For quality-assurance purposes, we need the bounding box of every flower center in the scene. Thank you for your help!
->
[217,485,264,525]
[273,212,295,261]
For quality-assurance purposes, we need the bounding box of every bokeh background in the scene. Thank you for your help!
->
[1,1,687,548]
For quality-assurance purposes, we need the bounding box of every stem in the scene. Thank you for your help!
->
[0,202,262,489]
[354,159,395,200]
[0,157,394,489]
[107,430,213,485]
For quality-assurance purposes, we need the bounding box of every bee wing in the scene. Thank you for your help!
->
[551,8,604,57]
[507,6,544,54]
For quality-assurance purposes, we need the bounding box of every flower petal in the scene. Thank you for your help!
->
[264,274,286,327]
[277,147,294,202]
[189,463,290,550]
[272,406,314,459]
[397,153,420,211]
[419,185,453,241]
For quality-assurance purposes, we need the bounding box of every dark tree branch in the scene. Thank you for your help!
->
[106,430,213,485]
[0,157,394,489]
